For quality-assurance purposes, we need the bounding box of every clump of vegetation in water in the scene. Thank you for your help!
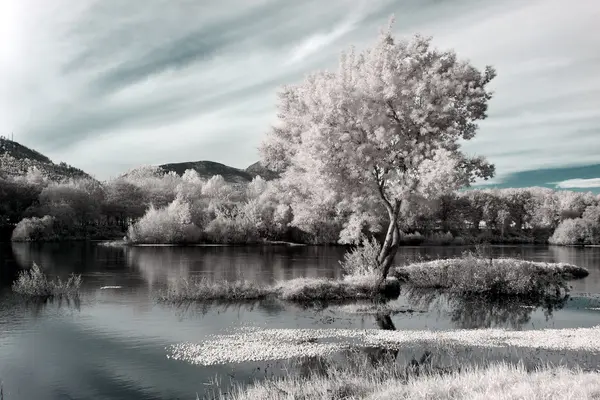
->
[157,275,399,304]
[394,249,587,298]
[339,236,381,278]
[276,276,399,302]
[157,278,273,303]
[218,355,600,400]
[12,263,82,299]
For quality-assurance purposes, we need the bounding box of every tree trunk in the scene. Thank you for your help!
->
[377,201,401,286]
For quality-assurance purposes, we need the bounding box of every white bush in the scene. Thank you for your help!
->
[127,198,202,244]
[11,216,56,241]
[549,218,593,245]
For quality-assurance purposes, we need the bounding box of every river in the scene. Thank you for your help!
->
[1,242,600,399]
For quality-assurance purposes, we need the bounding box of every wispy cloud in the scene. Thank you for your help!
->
[554,178,600,189]
[1,0,599,181]
[285,5,367,65]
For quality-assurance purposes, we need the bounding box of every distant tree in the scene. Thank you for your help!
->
[120,165,180,208]
[11,215,56,242]
[34,178,105,237]
[127,197,202,244]
[202,175,233,202]
[0,176,42,225]
[103,179,147,228]
[261,21,496,282]
[549,218,593,246]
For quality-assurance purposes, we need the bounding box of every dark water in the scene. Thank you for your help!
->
[1,243,600,399]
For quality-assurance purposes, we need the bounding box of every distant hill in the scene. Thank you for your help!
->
[245,161,280,181]
[0,137,92,181]
[159,160,279,183]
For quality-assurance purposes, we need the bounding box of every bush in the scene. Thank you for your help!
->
[11,215,56,241]
[204,204,261,244]
[127,198,202,244]
[394,251,585,298]
[549,218,594,245]
[339,236,381,277]
[12,263,82,298]
[399,231,425,245]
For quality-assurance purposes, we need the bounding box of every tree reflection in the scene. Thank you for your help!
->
[404,286,568,329]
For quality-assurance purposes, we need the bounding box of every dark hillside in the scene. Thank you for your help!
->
[0,137,92,181]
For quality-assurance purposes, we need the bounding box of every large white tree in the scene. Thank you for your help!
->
[261,21,496,282]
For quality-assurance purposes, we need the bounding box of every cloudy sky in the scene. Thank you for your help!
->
[1,0,599,190]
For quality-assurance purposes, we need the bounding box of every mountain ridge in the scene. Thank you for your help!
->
[0,137,92,181]
[159,160,279,183]
[0,137,277,184]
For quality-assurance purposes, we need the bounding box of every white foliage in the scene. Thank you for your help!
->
[246,176,268,200]
[260,25,495,246]
[176,169,205,201]
[202,175,232,201]
[127,198,201,244]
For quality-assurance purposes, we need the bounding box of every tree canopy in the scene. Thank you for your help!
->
[261,21,496,279]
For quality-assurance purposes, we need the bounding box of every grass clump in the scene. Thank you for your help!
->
[12,263,82,299]
[157,277,273,302]
[221,357,600,400]
[394,251,587,297]
[157,275,400,304]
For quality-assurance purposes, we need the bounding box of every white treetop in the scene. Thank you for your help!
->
[261,20,496,278]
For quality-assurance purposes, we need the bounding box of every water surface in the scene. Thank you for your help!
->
[1,242,600,399]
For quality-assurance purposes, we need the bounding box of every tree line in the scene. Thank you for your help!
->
[1,164,598,246]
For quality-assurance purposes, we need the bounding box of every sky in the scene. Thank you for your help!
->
[1,0,599,191]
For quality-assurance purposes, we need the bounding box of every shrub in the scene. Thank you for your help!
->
[11,215,56,241]
[127,198,202,244]
[339,236,381,277]
[204,204,261,244]
[399,231,425,245]
[12,263,82,298]
[549,218,593,245]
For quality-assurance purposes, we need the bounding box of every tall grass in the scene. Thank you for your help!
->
[157,277,273,303]
[12,263,82,299]
[339,236,381,277]
[220,356,600,400]
[394,250,587,298]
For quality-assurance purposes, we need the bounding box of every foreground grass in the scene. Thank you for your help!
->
[12,263,82,299]
[157,275,400,303]
[221,360,600,400]
[394,253,588,297]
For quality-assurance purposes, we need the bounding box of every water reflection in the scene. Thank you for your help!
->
[125,245,345,289]
[404,287,569,329]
